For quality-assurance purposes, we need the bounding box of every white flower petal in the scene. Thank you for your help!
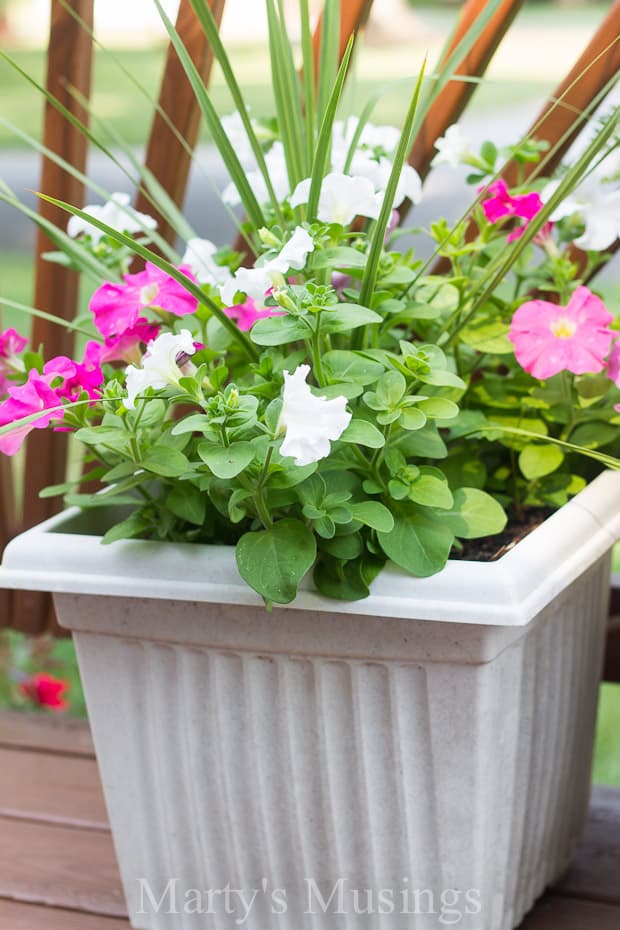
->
[182,238,232,286]
[274,226,315,272]
[289,177,312,209]
[124,329,195,410]
[67,193,157,244]
[220,266,273,306]
[431,124,472,168]
[278,364,351,467]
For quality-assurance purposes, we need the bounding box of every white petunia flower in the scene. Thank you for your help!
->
[278,364,351,467]
[431,124,473,168]
[274,226,315,271]
[221,110,258,172]
[290,172,381,225]
[350,152,423,210]
[222,142,290,207]
[331,117,401,171]
[219,226,314,305]
[220,266,275,306]
[181,238,232,287]
[67,192,157,244]
[542,177,620,251]
[124,330,196,410]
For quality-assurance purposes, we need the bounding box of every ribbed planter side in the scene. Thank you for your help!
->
[56,553,610,930]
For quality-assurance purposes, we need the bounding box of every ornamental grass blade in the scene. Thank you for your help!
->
[265,0,306,185]
[35,192,260,361]
[300,0,316,167]
[316,0,341,128]
[0,50,133,185]
[415,0,506,132]
[188,0,285,223]
[358,62,427,314]
[306,36,354,221]
[152,0,265,232]
[0,297,97,338]
[0,186,116,283]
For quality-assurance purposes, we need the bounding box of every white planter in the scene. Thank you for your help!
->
[2,471,620,930]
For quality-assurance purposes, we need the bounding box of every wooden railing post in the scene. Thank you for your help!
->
[11,0,94,634]
[407,0,524,182]
[134,0,227,246]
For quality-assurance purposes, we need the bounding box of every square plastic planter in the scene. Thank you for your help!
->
[2,471,620,930]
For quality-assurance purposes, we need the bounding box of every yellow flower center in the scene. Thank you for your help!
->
[550,317,576,339]
[140,283,159,306]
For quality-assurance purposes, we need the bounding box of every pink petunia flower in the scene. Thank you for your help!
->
[20,673,69,711]
[509,286,613,380]
[223,297,285,332]
[607,340,620,387]
[44,341,104,403]
[89,262,198,338]
[0,328,28,395]
[100,317,161,364]
[481,179,549,243]
[0,370,65,456]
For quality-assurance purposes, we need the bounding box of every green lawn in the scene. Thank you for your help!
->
[0,2,610,148]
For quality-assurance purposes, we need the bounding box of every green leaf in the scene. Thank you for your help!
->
[417,397,460,420]
[198,441,255,478]
[322,350,384,385]
[166,484,207,526]
[377,370,407,407]
[519,444,564,480]
[339,419,385,449]
[399,407,427,431]
[314,553,384,601]
[569,422,619,449]
[251,315,310,346]
[440,488,507,539]
[312,247,368,270]
[75,426,128,446]
[460,319,513,354]
[378,506,454,577]
[399,426,448,459]
[142,447,191,478]
[321,304,383,334]
[171,414,212,436]
[408,471,454,509]
[236,518,317,604]
[349,501,394,533]
[102,513,151,545]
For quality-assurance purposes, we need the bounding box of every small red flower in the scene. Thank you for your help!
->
[20,673,70,711]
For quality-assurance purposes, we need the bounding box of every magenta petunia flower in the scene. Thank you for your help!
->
[607,340,620,387]
[44,341,104,403]
[0,328,28,395]
[223,297,285,331]
[89,262,198,338]
[0,370,65,456]
[100,318,161,365]
[509,286,613,380]
[481,179,547,243]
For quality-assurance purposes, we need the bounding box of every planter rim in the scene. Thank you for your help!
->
[2,470,620,626]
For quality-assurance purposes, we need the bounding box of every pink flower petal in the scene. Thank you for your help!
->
[509,286,613,380]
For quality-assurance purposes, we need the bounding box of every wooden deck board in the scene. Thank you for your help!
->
[0,746,108,829]
[0,711,619,929]
[0,817,126,916]
[519,897,620,930]
[0,899,131,929]
[554,785,620,907]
